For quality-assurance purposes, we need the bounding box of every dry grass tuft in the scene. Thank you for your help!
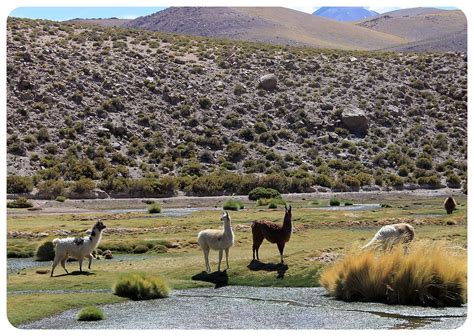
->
[320,240,466,307]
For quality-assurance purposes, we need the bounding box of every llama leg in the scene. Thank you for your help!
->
[78,257,84,272]
[202,247,211,273]
[87,254,93,269]
[218,249,223,272]
[225,248,230,269]
[277,242,285,263]
[51,257,60,277]
[252,231,264,260]
[60,258,68,274]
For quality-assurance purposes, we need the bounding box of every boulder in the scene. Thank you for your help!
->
[341,106,368,134]
[259,74,277,91]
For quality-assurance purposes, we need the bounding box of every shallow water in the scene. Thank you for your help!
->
[18,286,466,329]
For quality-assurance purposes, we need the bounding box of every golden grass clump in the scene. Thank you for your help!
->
[320,240,466,307]
[112,273,171,300]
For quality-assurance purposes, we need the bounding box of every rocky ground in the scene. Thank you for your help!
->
[7,18,467,197]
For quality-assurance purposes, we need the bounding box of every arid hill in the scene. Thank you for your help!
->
[6,18,467,198]
[356,8,466,52]
[65,18,131,27]
[124,7,408,50]
[313,7,378,22]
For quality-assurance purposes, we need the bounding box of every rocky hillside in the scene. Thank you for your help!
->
[313,7,378,22]
[124,7,407,50]
[6,18,467,198]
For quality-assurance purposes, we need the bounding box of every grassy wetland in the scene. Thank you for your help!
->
[6,193,467,326]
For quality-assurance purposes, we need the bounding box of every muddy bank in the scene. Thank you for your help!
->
[19,286,466,329]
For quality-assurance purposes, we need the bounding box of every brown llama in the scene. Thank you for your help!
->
[252,205,292,263]
[444,197,457,214]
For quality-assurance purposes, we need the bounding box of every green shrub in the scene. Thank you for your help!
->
[77,306,105,321]
[329,198,340,206]
[248,187,281,201]
[148,203,162,214]
[223,199,244,211]
[7,175,33,194]
[133,244,149,254]
[268,199,279,209]
[35,241,55,261]
[112,273,171,300]
[7,197,33,208]
[198,96,212,109]
[344,200,354,206]
[70,178,96,193]
[55,196,66,202]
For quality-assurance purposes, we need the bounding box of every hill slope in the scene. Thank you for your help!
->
[6,18,467,198]
[65,18,131,27]
[313,7,378,22]
[356,8,466,51]
[124,7,408,50]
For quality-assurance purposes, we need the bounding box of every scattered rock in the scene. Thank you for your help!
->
[259,74,277,90]
[341,106,368,134]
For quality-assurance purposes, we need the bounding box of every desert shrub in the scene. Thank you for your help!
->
[55,196,66,202]
[446,173,461,188]
[77,306,105,321]
[226,142,246,162]
[417,175,442,188]
[7,197,33,208]
[112,273,170,300]
[37,179,66,199]
[198,96,212,109]
[256,197,286,207]
[315,174,333,188]
[223,199,244,211]
[329,198,340,206]
[344,200,354,206]
[70,178,96,193]
[320,241,466,307]
[35,241,55,261]
[7,175,33,194]
[248,187,281,201]
[133,244,149,254]
[416,156,433,170]
[148,203,162,213]
[36,127,50,142]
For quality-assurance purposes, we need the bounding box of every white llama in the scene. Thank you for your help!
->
[51,220,106,277]
[197,211,234,273]
[362,223,415,250]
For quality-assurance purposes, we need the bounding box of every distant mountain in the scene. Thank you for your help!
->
[313,7,378,22]
[356,8,467,52]
[124,7,406,50]
[65,18,131,27]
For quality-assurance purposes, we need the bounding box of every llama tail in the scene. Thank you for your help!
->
[52,238,60,246]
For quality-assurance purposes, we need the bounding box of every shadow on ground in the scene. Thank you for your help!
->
[54,271,95,277]
[247,259,288,279]
[192,270,228,288]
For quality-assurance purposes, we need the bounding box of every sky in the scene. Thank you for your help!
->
[9,6,458,21]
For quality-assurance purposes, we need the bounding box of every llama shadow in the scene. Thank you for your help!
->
[247,259,288,279]
[54,271,95,277]
[192,270,229,288]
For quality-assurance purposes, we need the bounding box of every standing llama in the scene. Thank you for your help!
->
[252,205,292,263]
[444,197,457,214]
[361,223,414,250]
[197,211,234,273]
[51,220,106,277]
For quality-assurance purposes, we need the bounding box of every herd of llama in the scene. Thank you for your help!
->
[50,197,457,275]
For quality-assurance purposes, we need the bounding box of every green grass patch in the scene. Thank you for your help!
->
[7,293,125,327]
[329,198,340,206]
[113,273,171,300]
[147,203,162,213]
[77,306,105,321]
[223,199,244,211]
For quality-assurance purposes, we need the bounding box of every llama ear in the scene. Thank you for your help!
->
[225,211,229,216]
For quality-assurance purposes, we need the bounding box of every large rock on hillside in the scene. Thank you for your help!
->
[259,74,277,90]
[341,106,368,134]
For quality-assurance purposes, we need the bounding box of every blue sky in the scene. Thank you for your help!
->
[9,6,457,21]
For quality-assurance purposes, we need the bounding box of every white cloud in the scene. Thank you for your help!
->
[117,14,140,20]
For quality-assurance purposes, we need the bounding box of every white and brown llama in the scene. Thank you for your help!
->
[361,223,414,251]
[50,220,106,277]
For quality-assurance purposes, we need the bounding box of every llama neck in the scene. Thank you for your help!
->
[223,218,232,235]
[283,214,292,232]
[89,230,103,247]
